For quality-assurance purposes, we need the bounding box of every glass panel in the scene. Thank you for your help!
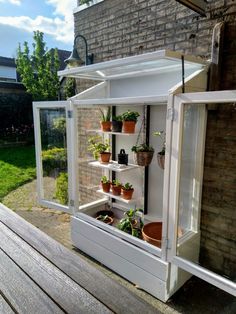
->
[177,104,203,238]
[40,108,68,206]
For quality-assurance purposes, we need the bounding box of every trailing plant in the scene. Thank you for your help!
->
[121,111,140,122]
[55,172,68,205]
[99,107,111,122]
[153,131,166,155]
[122,182,133,190]
[88,136,110,160]
[42,147,67,175]
[131,143,154,153]
[117,209,144,238]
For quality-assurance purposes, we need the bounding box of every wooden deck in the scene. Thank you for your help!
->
[0,204,158,314]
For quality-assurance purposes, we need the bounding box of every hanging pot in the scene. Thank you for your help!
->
[157,153,165,169]
[118,149,128,165]
[135,151,154,167]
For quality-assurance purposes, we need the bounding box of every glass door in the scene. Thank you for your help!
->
[33,101,73,214]
[167,91,236,297]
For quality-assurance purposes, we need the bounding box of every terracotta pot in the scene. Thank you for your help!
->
[122,188,134,200]
[142,222,162,248]
[96,215,114,225]
[111,184,122,196]
[101,182,111,193]
[100,121,111,132]
[122,121,136,133]
[99,152,111,163]
[157,153,165,169]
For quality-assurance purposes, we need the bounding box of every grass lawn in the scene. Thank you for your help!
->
[0,146,36,201]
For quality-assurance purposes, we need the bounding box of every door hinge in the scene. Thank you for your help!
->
[165,238,171,250]
[67,110,73,118]
[167,107,174,121]
[69,199,75,207]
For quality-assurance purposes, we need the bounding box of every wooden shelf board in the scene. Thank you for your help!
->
[96,189,136,204]
[89,160,140,172]
[87,130,138,136]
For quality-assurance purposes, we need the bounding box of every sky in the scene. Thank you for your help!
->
[0,0,75,57]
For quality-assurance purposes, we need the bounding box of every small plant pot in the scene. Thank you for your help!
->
[134,151,154,167]
[101,182,111,193]
[122,188,134,200]
[122,121,136,133]
[99,152,111,163]
[111,185,122,196]
[100,121,111,132]
[157,153,165,169]
[95,210,114,218]
[142,222,162,248]
[112,120,123,132]
[96,216,114,225]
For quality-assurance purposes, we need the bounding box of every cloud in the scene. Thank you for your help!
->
[0,0,75,44]
[0,0,21,5]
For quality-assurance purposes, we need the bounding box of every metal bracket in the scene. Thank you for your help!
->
[167,107,174,121]
[67,110,73,118]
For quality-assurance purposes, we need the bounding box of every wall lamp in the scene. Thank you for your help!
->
[65,34,94,67]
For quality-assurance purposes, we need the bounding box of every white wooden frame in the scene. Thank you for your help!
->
[33,101,73,214]
[167,90,236,297]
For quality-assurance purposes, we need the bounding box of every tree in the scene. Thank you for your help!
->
[16,31,60,101]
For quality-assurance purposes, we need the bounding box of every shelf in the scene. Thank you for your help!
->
[97,189,136,204]
[87,129,138,136]
[89,160,140,172]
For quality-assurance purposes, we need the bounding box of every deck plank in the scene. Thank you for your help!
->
[0,248,64,314]
[0,203,158,314]
[0,222,112,314]
[0,294,15,314]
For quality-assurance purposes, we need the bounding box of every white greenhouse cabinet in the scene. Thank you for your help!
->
[33,50,236,301]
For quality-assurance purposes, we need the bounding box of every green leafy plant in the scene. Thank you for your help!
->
[101,175,110,184]
[55,172,68,205]
[153,131,166,155]
[96,215,111,222]
[122,182,133,190]
[112,179,122,187]
[88,136,110,160]
[99,107,111,122]
[131,143,154,153]
[117,209,144,238]
[121,111,140,122]
[42,147,67,175]
[112,115,123,122]
[80,0,93,4]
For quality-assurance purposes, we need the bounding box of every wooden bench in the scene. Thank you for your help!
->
[0,204,158,314]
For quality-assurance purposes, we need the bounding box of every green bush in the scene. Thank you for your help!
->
[55,172,68,205]
[42,147,67,175]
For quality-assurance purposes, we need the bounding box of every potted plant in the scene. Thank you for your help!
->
[100,175,111,193]
[121,182,134,200]
[153,131,165,169]
[111,179,122,196]
[100,107,111,132]
[96,214,113,225]
[111,115,123,132]
[121,110,140,133]
[131,143,154,166]
[117,208,143,238]
[88,136,111,163]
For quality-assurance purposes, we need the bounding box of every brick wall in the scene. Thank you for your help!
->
[74,0,236,278]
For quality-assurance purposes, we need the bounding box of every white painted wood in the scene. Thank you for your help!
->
[96,190,137,204]
[70,81,107,100]
[89,160,140,172]
[75,213,162,258]
[71,218,168,301]
[86,130,139,136]
[72,95,168,106]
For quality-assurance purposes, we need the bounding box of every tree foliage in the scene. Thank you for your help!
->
[16,31,60,101]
